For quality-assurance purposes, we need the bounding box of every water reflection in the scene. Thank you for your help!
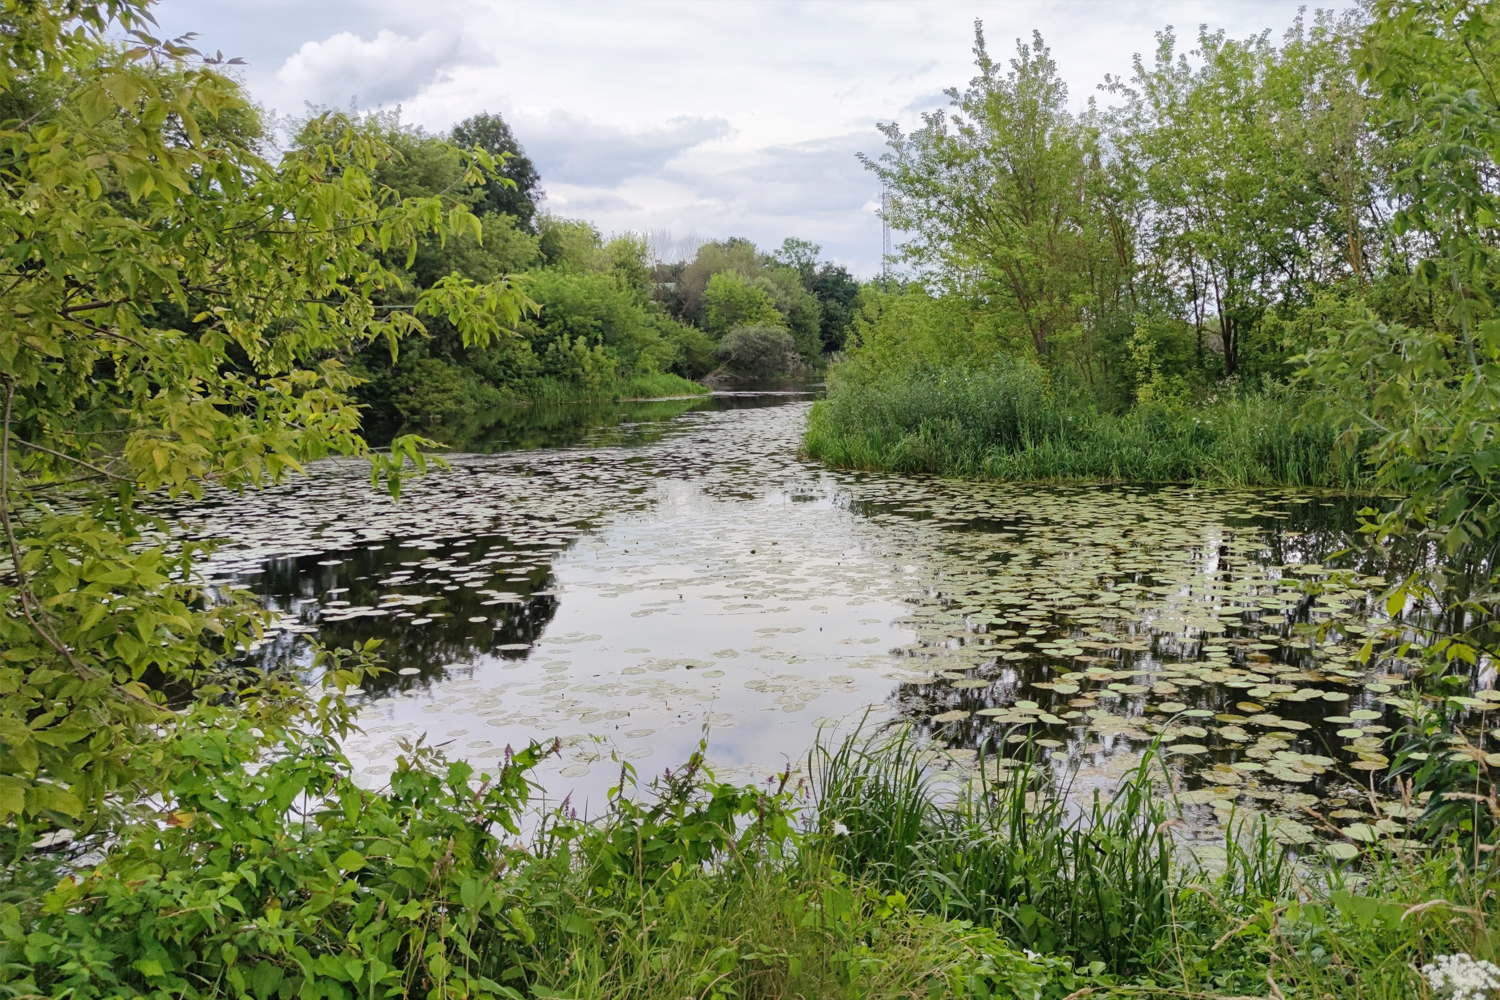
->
[241,535,565,695]
[177,388,1446,839]
[387,381,821,454]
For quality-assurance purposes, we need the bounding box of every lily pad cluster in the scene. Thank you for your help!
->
[164,400,1498,835]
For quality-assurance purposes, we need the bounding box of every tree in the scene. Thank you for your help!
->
[702,271,785,336]
[718,325,799,378]
[0,0,531,831]
[770,238,863,353]
[1305,1,1500,544]
[772,237,821,273]
[864,25,1127,360]
[1118,14,1376,376]
[808,262,862,352]
[451,110,541,230]
[759,266,823,361]
[1298,0,1500,671]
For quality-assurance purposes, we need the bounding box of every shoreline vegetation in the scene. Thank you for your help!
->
[5,1,1500,999]
[803,355,1373,491]
[16,722,1497,1000]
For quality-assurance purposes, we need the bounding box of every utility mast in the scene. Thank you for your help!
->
[880,187,892,282]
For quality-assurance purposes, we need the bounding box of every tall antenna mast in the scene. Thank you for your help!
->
[880,187,892,282]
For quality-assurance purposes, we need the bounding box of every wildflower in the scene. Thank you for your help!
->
[831,820,850,837]
[1423,953,1500,1000]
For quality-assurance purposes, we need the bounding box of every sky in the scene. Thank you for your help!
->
[151,0,1355,276]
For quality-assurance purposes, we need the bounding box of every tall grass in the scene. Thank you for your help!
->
[809,724,1500,997]
[811,728,1202,974]
[523,853,1100,1000]
[803,357,1370,489]
[521,371,708,404]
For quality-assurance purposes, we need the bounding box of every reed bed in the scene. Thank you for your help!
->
[803,359,1370,490]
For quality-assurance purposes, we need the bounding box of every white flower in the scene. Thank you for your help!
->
[1422,953,1500,1000]
[831,820,850,837]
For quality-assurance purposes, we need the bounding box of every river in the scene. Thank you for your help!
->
[177,387,1417,843]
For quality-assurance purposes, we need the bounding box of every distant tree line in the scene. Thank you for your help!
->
[350,113,864,434]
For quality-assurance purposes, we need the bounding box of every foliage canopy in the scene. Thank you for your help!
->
[0,0,530,830]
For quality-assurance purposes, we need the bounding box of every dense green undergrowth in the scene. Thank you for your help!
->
[7,715,1496,1000]
[370,366,709,438]
[804,358,1369,489]
[1,722,1111,1000]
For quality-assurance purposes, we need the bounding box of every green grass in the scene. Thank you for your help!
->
[616,371,712,399]
[522,851,1105,1000]
[519,371,708,404]
[809,724,1500,998]
[814,728,1234,976]
[803,357,1370,490]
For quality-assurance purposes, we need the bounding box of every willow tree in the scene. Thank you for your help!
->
[0,0,531,832]
[863,24,1136,364]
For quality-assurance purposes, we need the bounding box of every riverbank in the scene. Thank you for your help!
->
[803,357,1371,490]
[17,721,1496,1000]
[517,371,710,404]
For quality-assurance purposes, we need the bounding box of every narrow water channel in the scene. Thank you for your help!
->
[176,388,1418,843]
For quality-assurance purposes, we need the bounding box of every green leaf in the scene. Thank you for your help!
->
[77,85,114,125]
[560,913,595,937]
[32,783,82,818]
[250,960,284,1000]
[334,850,366,872]
[133,958,165,977]
[0,777,26,819]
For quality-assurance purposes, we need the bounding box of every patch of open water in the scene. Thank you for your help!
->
[171,390,1477,846]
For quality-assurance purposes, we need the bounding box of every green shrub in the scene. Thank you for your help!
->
[5,720,548,1000]
[1,724,1113,1000]
[389,356,508,426]
[718,325,799,378]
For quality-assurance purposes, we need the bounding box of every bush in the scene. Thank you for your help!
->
[718,325,799,378]
[659,320,718,379]
[1,724,1114,1000]
[389,356,507,426]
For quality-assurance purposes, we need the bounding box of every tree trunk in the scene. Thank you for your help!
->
[1222,315,1238,377]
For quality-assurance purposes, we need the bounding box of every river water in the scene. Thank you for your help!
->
[176,388,1431,842]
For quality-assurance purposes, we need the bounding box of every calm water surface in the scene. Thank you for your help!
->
[177,389,1424,841]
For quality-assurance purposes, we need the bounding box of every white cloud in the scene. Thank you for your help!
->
[517,113,733,188]
[275,29,463,109]
[155,0,1359,276]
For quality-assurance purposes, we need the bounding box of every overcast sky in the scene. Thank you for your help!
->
[152,0,1354,276]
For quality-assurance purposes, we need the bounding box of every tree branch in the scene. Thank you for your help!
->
[0,382,102,680]
[10,436,131,482]
[59,296,130,315]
